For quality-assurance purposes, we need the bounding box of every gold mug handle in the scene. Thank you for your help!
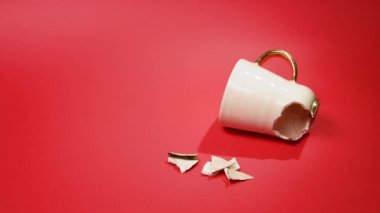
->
[255,49,298,82]
[255,49,320,118]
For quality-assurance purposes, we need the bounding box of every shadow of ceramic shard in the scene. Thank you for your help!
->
[198,119,308,160]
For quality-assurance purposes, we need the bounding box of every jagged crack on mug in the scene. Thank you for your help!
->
[219,50,320,141]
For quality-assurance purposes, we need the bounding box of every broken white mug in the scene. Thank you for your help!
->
[219,50,319,141]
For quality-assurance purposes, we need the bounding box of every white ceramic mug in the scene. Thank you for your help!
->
[219,50,319,141]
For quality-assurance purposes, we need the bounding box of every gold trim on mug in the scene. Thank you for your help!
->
[311,99,320,118]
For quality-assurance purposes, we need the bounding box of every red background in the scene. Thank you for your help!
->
[0,0,379,212]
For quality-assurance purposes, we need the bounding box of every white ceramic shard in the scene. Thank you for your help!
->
[201,161,213,176]
[202,156,252,182]
[168,152,198,173]
[219,50,319,141]
[211,156,240,170]
[226,158,240,171]
[202,156,240,176]
[224,168,254,181]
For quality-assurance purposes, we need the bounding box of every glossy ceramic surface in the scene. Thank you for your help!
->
[219,59,316,137]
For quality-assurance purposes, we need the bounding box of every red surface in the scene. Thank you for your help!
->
[0,0,379,212]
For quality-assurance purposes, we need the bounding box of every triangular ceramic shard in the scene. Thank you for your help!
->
[168,152,198,160]
[201,161,213,176]
[211,155,227,163]
[207,158,229,174]
[202,160,224,176]
[202,156,240,176]
[211,156,240,171]
[211,156,238,168]
[224,168,254,181]
[226,157,240,171]
[168,152,198,173]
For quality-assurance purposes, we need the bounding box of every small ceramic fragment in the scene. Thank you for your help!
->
[168,152,198,173]
[202,155,252,182]
[224,168,254,181]
[202,156,239,175]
